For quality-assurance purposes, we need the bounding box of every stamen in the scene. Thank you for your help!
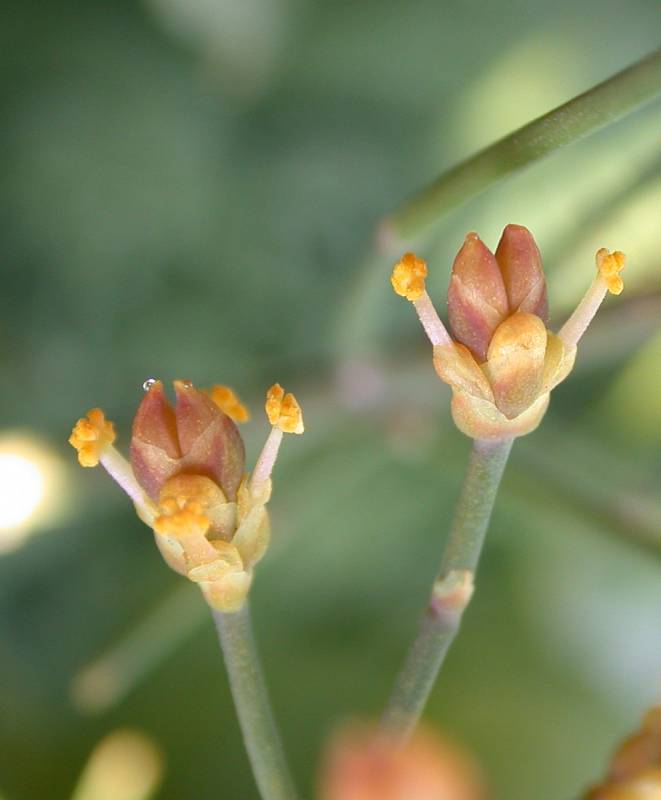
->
[412,292,452,347]
[391,252,451,346]
[597,247,626,295]
[154,496,219,567]
[99,445,158,524]
[252,383,304,491]
[154,501,210,539]
[70,408,157,523]
[391,252,427,301]
[558,248,626,348]
[208,385,250,423]
[265,384,304,434]
[69,409,116,467]
[251,426,284,491]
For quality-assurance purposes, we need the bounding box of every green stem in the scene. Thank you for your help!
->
[387,49,661,241]
[381,437,513,742]
[213,603,299,800]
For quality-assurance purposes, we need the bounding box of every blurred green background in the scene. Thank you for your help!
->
[1,0,661,798]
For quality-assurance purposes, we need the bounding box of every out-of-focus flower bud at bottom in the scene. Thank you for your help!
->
[586,707,661,800]
[587,768,661,800]
[318,723,487,800]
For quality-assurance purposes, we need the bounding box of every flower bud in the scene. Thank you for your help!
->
[130,380,245,502]
[318,723,486,800]
[71,379,302,613]
[392,228,624,440]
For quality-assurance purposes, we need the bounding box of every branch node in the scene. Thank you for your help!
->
[430,569,475,619]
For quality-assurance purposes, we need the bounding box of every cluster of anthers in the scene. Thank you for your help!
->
[391,225,626,439]
[69,381,303,612]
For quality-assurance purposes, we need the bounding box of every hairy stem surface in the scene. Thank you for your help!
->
[382,437,513,742]
[213,604,299,800]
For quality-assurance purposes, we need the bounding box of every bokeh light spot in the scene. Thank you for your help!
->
[0,453,46,530]
[0,433,66,553]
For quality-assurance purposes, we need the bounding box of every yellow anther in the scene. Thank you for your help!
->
[208,385,250,423]
[69,408,116,467]
[391,251,428,301]
[596,248,626,295]
[153,474,227,540]
[154,501,210,539]
[265,384,304,434]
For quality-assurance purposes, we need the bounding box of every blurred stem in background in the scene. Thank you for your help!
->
[386,48,661,242]
[381,438,513,742]
[72,583,204,714]
[213,604,299,800]
[334,48,661,360]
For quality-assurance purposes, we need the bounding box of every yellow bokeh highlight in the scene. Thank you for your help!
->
[0,454,45,529]
[0,433,65,553]
[71,729,163,800]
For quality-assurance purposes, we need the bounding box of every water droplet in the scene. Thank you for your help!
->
[143,378,157,392]
[180,380,193,389]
